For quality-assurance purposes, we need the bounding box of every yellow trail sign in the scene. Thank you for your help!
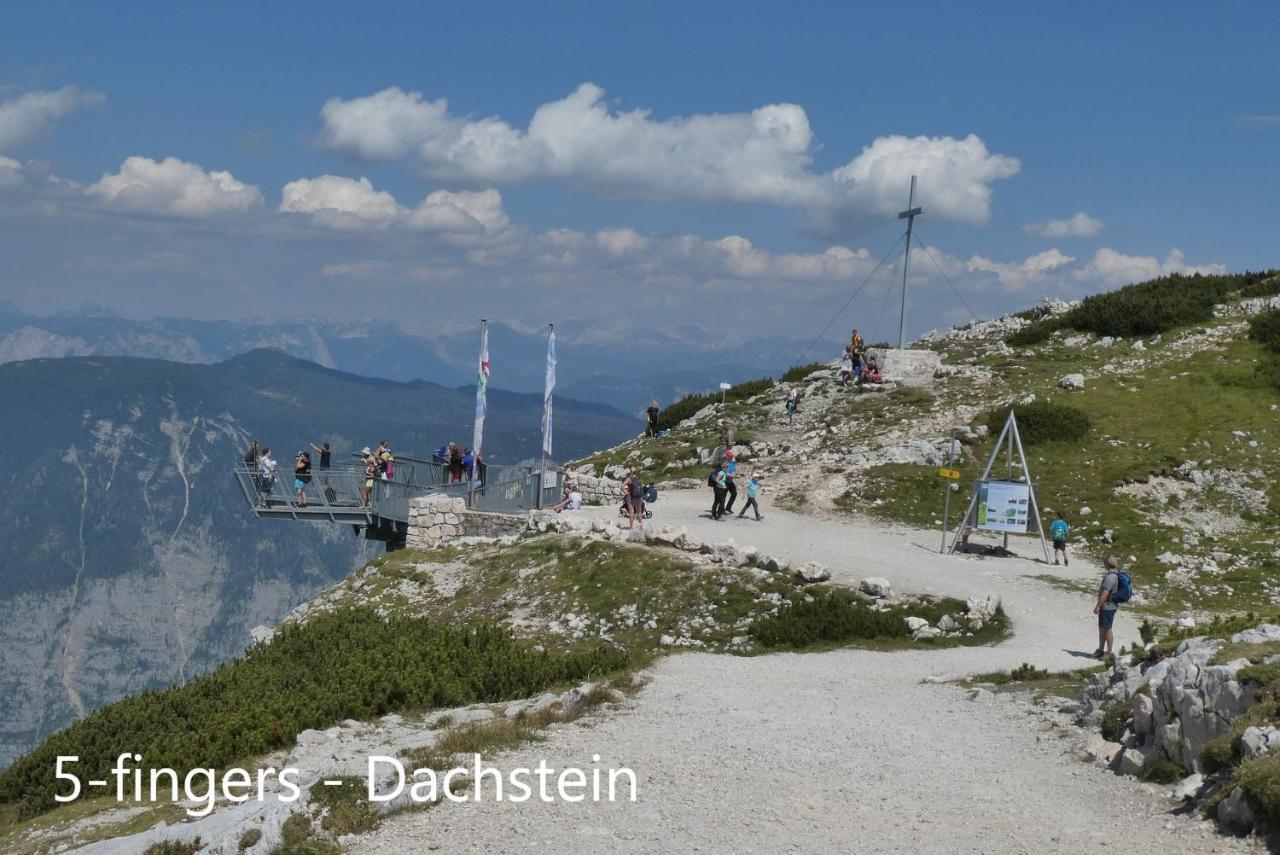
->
[937,468,961,480]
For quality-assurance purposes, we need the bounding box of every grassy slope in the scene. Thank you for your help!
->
[844,316,1280,616]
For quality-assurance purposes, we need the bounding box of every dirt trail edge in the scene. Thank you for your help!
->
[359,489,1253,854]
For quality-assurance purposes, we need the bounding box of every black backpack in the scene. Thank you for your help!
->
[707,469,718,488]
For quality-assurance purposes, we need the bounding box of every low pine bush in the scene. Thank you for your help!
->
[749,588,903,649]
[1005,318,1065,347]
[1100,702,1132,741]
[1248,309,1280,355]
[0,608,629,818]
[780,362,826,383]
[982,400,1090,445]
[1005,270,1279,345]
[655,377,773,431]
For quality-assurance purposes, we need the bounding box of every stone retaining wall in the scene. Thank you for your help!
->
[405,494,526,548]
[563,472,625,505]
[866,347,942,384]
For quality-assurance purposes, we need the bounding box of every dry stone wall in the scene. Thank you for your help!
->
[405,494,526,548]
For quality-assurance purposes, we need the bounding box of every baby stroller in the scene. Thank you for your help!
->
[619,483,658,519]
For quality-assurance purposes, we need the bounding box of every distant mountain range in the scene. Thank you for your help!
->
[0,305,815,412]
[0,349,638,769]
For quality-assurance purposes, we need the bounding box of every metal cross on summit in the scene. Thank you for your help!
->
[897,175,922,349]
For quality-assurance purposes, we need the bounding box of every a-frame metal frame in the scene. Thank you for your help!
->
[948,410,1051,562]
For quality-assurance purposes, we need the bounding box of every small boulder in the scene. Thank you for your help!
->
[1058,373,1085,391]
[796,562,831,583]
[905,616,929,632]
[858,577,893,598]
[1116,747,1148,777]
[1217,787,1256,832]
[1171,773,1204,802]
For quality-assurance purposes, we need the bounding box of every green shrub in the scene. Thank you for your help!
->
[313,777,379,836]
[750,589,1007,651]
[1005,318,1064,347]
[750,588,903,649]
[1140,757,1187,784]
[238,828,262,851]
[144,840,203,855]
[1100,702,1131,741]
[0,608,629,818]
[1200,733,1237,774]
[1065,271,1279,338]
[1008,662,1051,682]
[780,362,826,383]
[1238,274,1280,299]
[655,377,773,431]
[1007,270,1279,345]
[1248,309,1280,355]
[1234,751,1280,829]
[982,400,1091,445]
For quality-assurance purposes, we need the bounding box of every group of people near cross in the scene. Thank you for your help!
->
[838,328,883,387]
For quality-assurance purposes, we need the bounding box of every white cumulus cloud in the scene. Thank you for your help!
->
[317,84,1019,223]
[1076,248,1226,288]
[87,156,263,218]
[0,86,105,151]
[279,175,403,229]
[965,248,1076,291]
[831,134,1021,223]
[279,174,510,236]
[1024,211,1104,238]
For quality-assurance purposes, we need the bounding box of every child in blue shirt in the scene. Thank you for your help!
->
[1050,512,1070,566]
[737,473,763,521]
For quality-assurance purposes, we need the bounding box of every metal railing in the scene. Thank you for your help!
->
[234,455,564,522]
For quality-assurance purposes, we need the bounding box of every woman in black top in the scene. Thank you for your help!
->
[309,441,331,469]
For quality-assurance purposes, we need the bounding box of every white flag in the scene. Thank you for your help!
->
[541,328,556,456]
[472,323,489,456]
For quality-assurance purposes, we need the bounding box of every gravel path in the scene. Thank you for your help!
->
[359,490,1253,853]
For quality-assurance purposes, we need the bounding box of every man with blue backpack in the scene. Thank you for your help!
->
[1093,555,1132,659]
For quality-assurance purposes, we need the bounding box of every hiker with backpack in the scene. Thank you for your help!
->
[784,386,799,424]
[1093,554,1132,659]
[1050,512,1070,565]
[645,400,661,437]
[722,449,739,515]
[708,461,728,520]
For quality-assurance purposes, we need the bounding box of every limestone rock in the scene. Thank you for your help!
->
[1058,373,1085,390]
[1217,787,1255,832]
[796,562,831,583]
[858,577,893,598]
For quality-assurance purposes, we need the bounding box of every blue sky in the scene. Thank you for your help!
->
[0,1,1276,343]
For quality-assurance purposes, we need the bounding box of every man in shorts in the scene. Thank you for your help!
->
[1093,555,1121,659]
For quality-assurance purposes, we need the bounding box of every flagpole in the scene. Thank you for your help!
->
[538,322,554,509]
[470,318,489,509]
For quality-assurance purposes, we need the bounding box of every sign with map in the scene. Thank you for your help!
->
[975,480,1032,533]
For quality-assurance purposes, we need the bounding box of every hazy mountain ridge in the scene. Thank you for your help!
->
[0,306,813,411]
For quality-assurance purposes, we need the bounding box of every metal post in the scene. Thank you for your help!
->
[897,175,922,349]
[1003,416,1015,552]
[469,318,487,510]
[537,322,552,509]
[940,427,958,553]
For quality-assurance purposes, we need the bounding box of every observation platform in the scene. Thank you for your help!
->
[233,453,562,548]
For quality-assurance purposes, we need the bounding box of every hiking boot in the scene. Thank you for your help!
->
[1065,558,1069,566]
[1092,648,1105,660]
